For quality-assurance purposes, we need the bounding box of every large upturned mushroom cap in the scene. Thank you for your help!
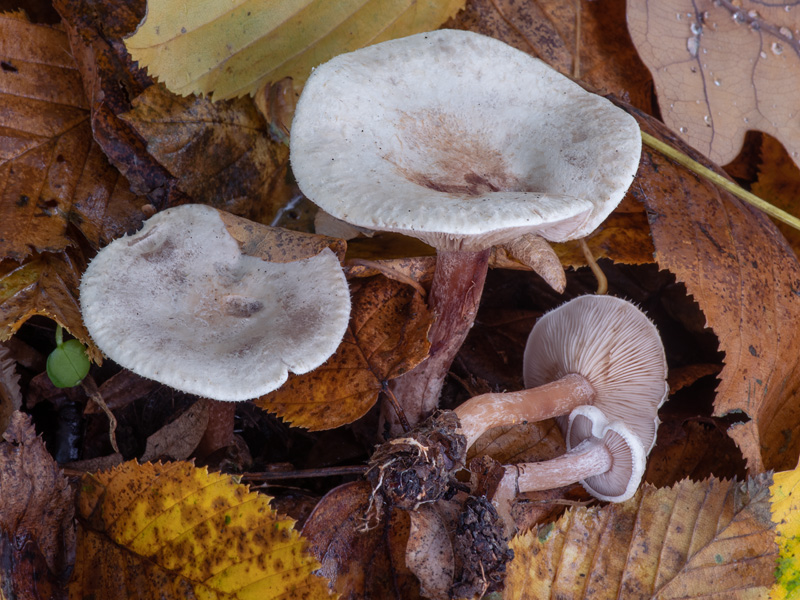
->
[523,295,668,453]
[290,29,641,251]
[80,204,351,401]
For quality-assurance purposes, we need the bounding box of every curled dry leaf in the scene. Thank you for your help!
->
[752,134,800,256]
[139,398,209,462]
[254,276,433,431]
[627,107,800,473]
[0,344,22,433]
[628,0,800,169]
[0,249,100,361]
[506,476,777,599]
[120,85,290,222]
[302,481,422,600]
[0,412,76,599]
[72,460,333,599]
[124,0,466,100]
[406,505,455,600]
[0,13,148,260]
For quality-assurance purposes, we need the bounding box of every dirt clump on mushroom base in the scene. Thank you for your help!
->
[366,411,466,513]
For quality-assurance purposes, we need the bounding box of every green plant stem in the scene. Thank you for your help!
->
[55,324,63,347]
[641,131,800,232]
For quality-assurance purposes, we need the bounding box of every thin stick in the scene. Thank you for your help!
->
[240,465,368,482]
[383,383,412,433]
[579,238,608,295]
[641,131,800,232]
[81,377,119,454]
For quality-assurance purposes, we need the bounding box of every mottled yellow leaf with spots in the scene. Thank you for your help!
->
[771,464,800,600]
[125,0,465,100]
[70,461,333,599]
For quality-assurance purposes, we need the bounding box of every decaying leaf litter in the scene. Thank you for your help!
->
[3,0,800,598]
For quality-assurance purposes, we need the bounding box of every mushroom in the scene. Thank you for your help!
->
[492,405,646,507]
[290,29,642,429]
[80,204,351,450]
[455,295,668,451]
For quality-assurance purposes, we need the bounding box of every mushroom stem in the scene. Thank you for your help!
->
[387,248,491,431]
[455,373,595,448]
[501,436,613,494]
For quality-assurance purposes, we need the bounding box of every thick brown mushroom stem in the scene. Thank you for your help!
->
[455,373,595,448]
[388,248,491,432]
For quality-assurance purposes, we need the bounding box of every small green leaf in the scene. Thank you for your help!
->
[47,338,90,388]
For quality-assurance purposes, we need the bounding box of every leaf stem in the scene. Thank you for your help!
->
[55,324,63,347]
[641,131,800,232]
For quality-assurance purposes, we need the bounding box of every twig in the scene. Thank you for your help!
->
[579,238,607,295]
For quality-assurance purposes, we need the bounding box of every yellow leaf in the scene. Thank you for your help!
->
[771,465,800,600]
[507,477,777,599]
[124,0,466,100]
[71,461,334,599]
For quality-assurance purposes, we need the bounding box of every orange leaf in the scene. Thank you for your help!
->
[254,276,433,430]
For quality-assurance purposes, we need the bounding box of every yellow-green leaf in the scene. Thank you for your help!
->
[771,465,800,600]
[124,0,466,100]
[71,460,333,599]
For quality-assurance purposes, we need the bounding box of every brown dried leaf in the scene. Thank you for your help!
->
[218,211,345,263]
[0,249,100,360]
[506,475,777,599]
[139,399,209,462]
[0,13,148,259]
[254,276,433,431]
[0,344,21,433]
[120,84,290,222]
[446,0,653,110]
[302,481,422,600]
[0,412,76,599]
[628,109,800,472]
[752,133,800,256]
[628,0,800,168]
[406,505,455,600]
[469,421,565,466]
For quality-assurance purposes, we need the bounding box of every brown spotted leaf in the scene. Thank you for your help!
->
[0,412,76,600]
[627,107,800,473]
[0,249,100,360]
[254,276,433,431]
[120,84,290,222]
[0,12,148,260]
[302,481,422,600]
[506,475,777,599]
[628,0,800,169]
[71,460,333,600]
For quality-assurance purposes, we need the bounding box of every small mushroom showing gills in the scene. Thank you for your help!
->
[493,406,646,511]
[290,30,642,430]
[80,204,351,402]
[455,295,668,451]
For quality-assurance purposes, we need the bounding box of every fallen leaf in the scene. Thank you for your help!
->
[0,13,148,260]
[302,481,422,599]
[406,505,454,600]
[71,460,333,599]
[124,0,466,100]
[120,84,291,221]
[752,133,800,257]
[254,276,433,430]
[770,459,800,600]
[0,249,100,361]
[139,399,209,462]
[447,0,653,110]
[506,475,777,598]
[469,421,565,467]
[627,107,800,472]
[0,345,22,433]
[627,0,800,169]
[0,411,76,599]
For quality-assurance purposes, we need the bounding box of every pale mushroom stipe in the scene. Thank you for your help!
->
[290,29,643,430]
[79,204,351,402]
[455,295,669,452]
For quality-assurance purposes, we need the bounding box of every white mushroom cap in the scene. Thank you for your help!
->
[567,405,646,502]
[80,204,351,401]
[290,30,641,252]
[523,295,668,453]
